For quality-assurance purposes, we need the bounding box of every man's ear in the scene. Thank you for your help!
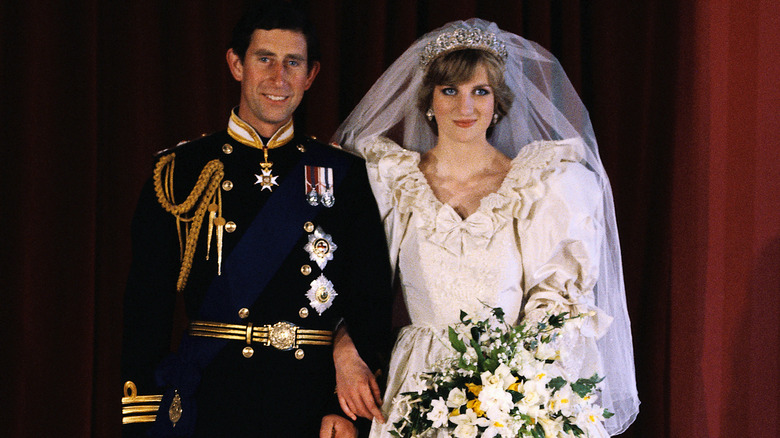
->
[304,61,321,90]
[226,48,244,82]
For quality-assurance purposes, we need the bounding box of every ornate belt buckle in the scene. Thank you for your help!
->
[267,321,298,351]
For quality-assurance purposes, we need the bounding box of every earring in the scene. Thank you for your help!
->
[426,108,434,121]
[491,113,499,126]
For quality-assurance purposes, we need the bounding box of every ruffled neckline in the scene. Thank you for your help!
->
[361,136,585,254]
[364,136,583,215]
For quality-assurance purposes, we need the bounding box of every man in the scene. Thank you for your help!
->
[120,2,392,437]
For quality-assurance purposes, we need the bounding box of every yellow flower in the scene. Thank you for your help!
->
[466,399,485,417]
[507,382,521,392]
[465,383,482,396]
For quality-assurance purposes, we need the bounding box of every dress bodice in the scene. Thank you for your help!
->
[358,136,613,438]
[394,156,525,327]
[361,136,611,330]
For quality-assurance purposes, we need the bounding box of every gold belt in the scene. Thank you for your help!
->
[189,320,333,351]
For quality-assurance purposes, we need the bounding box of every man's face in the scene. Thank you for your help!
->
[227,29,320,137]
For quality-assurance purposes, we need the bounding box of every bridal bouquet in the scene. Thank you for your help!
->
[389,307,612,438]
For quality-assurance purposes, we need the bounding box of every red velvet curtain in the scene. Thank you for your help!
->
[1,1,777,436]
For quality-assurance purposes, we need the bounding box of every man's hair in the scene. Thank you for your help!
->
[416,49,513,136]
[229,0,320,69]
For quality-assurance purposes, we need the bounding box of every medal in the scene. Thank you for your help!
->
[255,162,278,191]
[254,148,279,191]
[304,165,335,207]
[306,274,338,315]
[303,226,337,270]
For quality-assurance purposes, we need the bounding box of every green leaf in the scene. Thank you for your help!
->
[570,381,592,398]
[547,376,567,391]
[449,327,467,353]
[604,409,614,419]
[483,358,498,372]
[564,422,584,436]
[583,373,605,384]
[548,312,568,328]
[532,423,546,438]
[471,326,481,343]
[492,306,505,321]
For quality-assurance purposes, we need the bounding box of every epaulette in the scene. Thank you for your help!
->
[302,134,343,151]
[154,133,210,157]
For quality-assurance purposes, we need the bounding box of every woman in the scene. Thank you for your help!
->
[333,19,639,436]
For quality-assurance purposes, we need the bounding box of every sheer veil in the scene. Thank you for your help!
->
[334,18,639,435]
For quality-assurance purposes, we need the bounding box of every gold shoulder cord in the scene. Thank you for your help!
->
[153,153,225,291]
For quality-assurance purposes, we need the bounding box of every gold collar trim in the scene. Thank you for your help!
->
[227,109,294,150]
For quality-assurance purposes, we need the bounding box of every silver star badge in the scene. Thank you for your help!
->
[303,226,337,270]
[306,274,338,315]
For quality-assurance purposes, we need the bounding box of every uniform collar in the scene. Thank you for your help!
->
[227,108,294,150]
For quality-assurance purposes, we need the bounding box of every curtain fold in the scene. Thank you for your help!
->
[1,1,777,436]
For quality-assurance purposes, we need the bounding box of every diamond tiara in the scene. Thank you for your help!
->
[419,28,508,67]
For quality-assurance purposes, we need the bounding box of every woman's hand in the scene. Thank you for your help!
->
[333,326,386,423]
[319,414,357,438]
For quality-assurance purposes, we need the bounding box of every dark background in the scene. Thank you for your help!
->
[1,1,778,436]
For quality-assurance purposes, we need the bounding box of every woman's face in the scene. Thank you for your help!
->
[431,64,495,145]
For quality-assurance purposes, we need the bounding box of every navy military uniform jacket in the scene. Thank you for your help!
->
[121,116,393,437]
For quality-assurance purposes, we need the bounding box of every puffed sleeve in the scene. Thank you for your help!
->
[355,136,422,278]
[517,141,613,384]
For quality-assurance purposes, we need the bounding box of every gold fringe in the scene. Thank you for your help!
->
[153,153,225,291]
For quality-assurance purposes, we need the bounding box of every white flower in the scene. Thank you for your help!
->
[493,364,517,389]
[447,387,468,409]
[576,405,605,426]
[478,384,513,421]
[393,394,413,419]
[464,347,479,363]
[535,341,560,361]
[451,409,490,438]
[538,416,564,437]
[426,397,450,428]
[407,374,429,395]
[517,379,550,418]
[549,385,576,417]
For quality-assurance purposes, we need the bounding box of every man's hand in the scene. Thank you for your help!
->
[333,326,386,423]
[319,414,357,438]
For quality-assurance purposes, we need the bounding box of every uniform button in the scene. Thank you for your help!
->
[299,307,309,319]
[294,349,305,360]
[222,143,233,154]
[242,346,254,358]
[303,221,315,233]
[225,221,237,233]
[238,308,250,319]
[222,180,233,191]
[300,265,312,276]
